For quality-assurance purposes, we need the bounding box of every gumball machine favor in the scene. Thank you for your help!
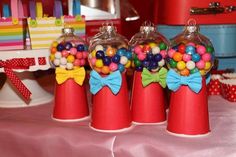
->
[50,27,89,121]
[88,23,132,131]
[166,20,214,136]
[129,22,169,124]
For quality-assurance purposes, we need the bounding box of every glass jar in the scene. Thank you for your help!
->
[88,23,132,75]
[166,19,215,76]
[50,27,88,70]
[129,21,169,72]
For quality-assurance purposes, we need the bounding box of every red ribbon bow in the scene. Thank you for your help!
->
[0,58,35,101]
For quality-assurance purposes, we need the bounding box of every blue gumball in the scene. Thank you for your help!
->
[96,50,105,59]
[56,43,65,51]
[192,53,201,62]
[118,64,125,72]
[65,42,73,50]
[77,44,85,52]
[149,61,158,69]
[146,53,154,61]
[112,54,121,63]
[153,54,162,62]
[135,66,143,71]
[117,48,126,56]
[142,60,149,68]
[125,50,132,59]
[103,56,111,66]
[186,45,196,55]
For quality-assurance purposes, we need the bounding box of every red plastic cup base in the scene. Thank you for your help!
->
[167,77,210,135]
[53,79,89,120]
[91,73,132,130]
[131,71,166,123]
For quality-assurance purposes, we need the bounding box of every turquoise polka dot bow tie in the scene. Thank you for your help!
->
[89,70,122,95]
[166,69,202,93]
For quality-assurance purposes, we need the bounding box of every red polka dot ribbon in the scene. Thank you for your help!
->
[0,58,35,101]
[208,79,221,95]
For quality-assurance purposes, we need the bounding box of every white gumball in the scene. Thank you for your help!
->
[186,61,195,70]
[66,62,74,70]
[95,45,104,51]
[152,46,160,54]
[59,64,66,69]
[55,52,62,59]
[53,59,60,66]
[158,59,165,67]
[60,57,67,65]
[120,56,128,65]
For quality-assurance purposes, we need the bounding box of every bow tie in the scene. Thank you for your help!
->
[166,69,202,93]
[141,67,167,88]
[89,70,122,95]
[55,67,86,85]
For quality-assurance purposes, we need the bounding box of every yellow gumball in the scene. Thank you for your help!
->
[204,62,212,70]
[67,55,75,63]
[91,50,96,57]
[131,61,135,68]
[106,46,116,57]
[177,61,186,70]
[149,42,157,48]
[51,41,58,48]
[125,60,131,68]
[95,59,103,68]
[50,54,55,61]
[199,70,206,76]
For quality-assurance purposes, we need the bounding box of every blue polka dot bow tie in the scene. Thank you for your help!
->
[89,70,122,95]
[166,69,202,93]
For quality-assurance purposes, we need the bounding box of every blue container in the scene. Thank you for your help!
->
[157,25,236,57]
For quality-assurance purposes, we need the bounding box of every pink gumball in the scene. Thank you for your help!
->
[187,42,195,46]
[109,63,118,71]
[76,52,83,59]
[82,51,88,59]
[160,50,167,58]
[168,49,176,58]
[90,58,96,65]
[134,45,143,54]
[183,54,191,62]
[73,59,80,66]
[197,45,206,55]
[61,50,69,57]
[196,60,205,69]
[137,53,146,61]
[202,53,211,62]
[70,47,77,55]
[80,59,86,66]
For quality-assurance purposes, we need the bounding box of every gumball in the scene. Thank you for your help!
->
[199,70,206,76]
[69,47,77,55]
[196,60,205,69]
[183,54,191,62]
[158,59,165,67]
[95,59,103,68]
[134,59,142,67]
[125,51,132,59]
[146,53,154,61]
[177,61,186,70]
[73,59,80,66]
[190,68,199,74]
[90,58,96,65]
[180,68,190,76]
[82,51,88,58]
[134,45,143,54]
[160,50,167,58]
[96,50,105,59]
[142,60,149,68]
[76,52,83,59]
[202,53,211,62]
[173,52,183,62]
[149,42,157,48]
[101,66,110,74]
[152,46,160,54]
[159,42,167,50]
[186,61,195,70]
[149,61,158,69]
[168,49,176,58]
[61,50,69,57]
[95,45,104,51]
[143,45,151,53]
[50,54,55,61]
[206,46,214,53]
[120,56,128,65]
[112,54,121,63]
[137,53,146,61]
[94,67,102,73]
[103,56,111,66]
[80,59,86,66]
[77,44,85,51]
[52,41,58,48]
[135,66,143,71]
[196,45,206,55]
[51,47,57,54]
[65,42,73,50]
[125,60,131,68]
[117,48,126,56]
[178,44,186,54]
[204,61,212,70]
[53,59,60,66]
[186,45,195,54]
[106,46,116,57]
[192,53,201,62]
[91,50,96,57]
[169,59,177,68]
[60,57,67,65]
[66,62,74,70]
[55,52,62,59]
[187,42,195,46]
[109,62,118,71]
[153,54,162,62]
[118,64,125,72]
[67,55,75,63]
[59,64,66,69]
[56,43,65,51]
[172,45,179,51]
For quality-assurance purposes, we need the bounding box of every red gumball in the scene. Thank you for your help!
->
[178,44,186,54]
[143,44,151,53]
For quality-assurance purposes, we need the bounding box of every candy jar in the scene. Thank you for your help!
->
[129,21,169,124]
[166,19,214,136]
[88,23,132,132]
[50,27,89,121]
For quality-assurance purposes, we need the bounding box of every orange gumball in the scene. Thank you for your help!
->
[106,46,116,57]
[101,66,110,74]
[173,52,183,62]
[51,47,57,54]
[94,67,102,73]
[180,68,190,76]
